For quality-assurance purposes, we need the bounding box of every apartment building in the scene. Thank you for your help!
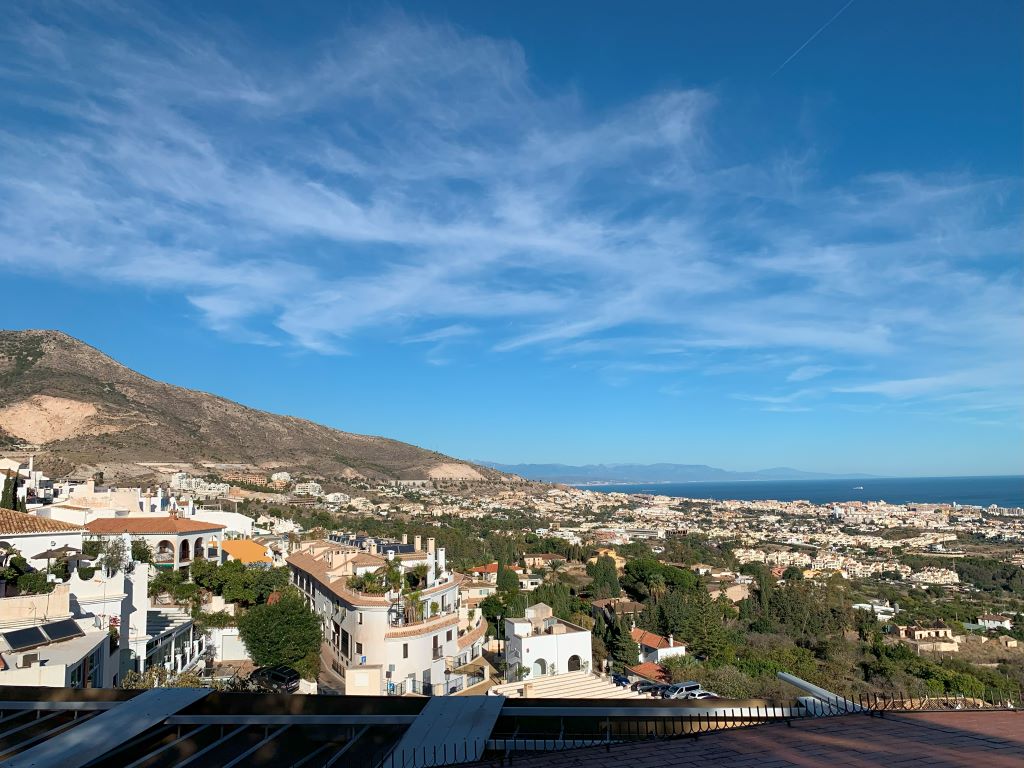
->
[294,481,324,497]
[288,537,487,696]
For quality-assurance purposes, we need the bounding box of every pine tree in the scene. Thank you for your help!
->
[610,618,640,670]
[682,589,728,662]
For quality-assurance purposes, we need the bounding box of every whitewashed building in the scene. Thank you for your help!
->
[288,538,487,695]
[504,603,592,680]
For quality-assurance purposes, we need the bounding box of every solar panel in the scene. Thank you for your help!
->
[2,626,47,651]
[42,619,84,642]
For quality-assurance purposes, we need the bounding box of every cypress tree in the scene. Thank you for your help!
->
[1,473,14,510]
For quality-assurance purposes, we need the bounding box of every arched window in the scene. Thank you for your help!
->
[179,539,191,562]
[531,658,547,677]
[567,654,582,672]
[194,537,204,559]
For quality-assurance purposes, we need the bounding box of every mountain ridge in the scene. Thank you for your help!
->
[0,329,497,483]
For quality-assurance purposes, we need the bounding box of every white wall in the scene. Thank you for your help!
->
[1,530,84,570]
[505,623,592,678]
[208,627,251,662]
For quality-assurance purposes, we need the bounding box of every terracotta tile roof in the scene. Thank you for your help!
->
[630,627,677,650]
[384,614,458,639]
[220,539,272,564]
[469,710,1024,767]
[457,619,488,649]
[469,563,521,574]
[351,553,387,567]
[286,550,392,607]
[84,516,225,535]
[625,662,670,684]
[0,508,84,535]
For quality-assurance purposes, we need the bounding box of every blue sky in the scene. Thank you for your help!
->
[2,1,1021,476]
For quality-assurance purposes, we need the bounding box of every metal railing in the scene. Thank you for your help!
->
[363,684,1023,768]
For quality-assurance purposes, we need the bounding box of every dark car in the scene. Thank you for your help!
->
[632,680,667,695]
[250,665,300,693]
[611,673,631,687]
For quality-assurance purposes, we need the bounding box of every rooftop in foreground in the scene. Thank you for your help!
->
[0,681,1020,767]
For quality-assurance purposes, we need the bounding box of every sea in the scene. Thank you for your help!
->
[578,475,1024,508]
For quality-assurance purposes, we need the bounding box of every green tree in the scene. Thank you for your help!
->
[609,619,639,670]
[661,653,699,682]
[682,589,729,663]
[497,561,520,593]
[237,589,322,680]
[17,571,53,595]
[782,566,804,581]
[1,472,15,510]
[131,539,153,563]
[587,555,621,599]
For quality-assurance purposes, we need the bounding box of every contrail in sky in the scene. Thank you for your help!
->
[771,0,857,77]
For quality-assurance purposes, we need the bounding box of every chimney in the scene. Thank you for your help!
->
[414,535,422,552]
[669,633,674,647]
[427,549,437,588]
[427,537,436,555]
[401,533,408,545]
[386,549,395,561]
[437,547,446,575]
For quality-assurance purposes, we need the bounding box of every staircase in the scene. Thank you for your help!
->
[491,670,654,699]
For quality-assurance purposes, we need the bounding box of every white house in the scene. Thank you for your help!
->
[852,600,900,622]
[0,583,115,689]
[0,507,85,571]
[503,603,592,680]
[978,614,1013,631]
[630,627,687,664]
[84,515,225,573]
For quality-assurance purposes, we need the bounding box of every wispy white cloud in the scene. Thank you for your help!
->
[787,365,834,382]
[0,3,1019,425]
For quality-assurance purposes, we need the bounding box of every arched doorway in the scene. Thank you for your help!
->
[179,539,191,562]
[155,540,175,564]
[567,654,582,672]
[532,658,547,677]
[194,537,204,559]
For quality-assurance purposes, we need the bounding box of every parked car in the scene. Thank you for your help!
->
[250,665,300,693]
[632,680,667,695]
[661,681,704,700]
[686,691,718,700]
[611,673,631,687]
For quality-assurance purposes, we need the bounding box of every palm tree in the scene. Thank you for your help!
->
[648,575,667,604]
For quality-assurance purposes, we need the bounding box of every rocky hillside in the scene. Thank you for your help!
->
[0,330,494,483]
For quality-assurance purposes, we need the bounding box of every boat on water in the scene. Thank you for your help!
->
[853,486,864,490]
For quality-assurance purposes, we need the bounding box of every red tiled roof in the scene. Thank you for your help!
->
[630,628,677,650]
[469,563,521,574]
[625,662,671,684]
[0,508,84,535]
[457,619,488,650]
[84,516,225,535]
[470,711,1024,767]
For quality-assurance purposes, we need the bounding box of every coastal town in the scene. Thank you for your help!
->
[2,454,1022,703]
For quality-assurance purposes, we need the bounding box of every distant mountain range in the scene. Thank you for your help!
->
[480,462,874,484]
